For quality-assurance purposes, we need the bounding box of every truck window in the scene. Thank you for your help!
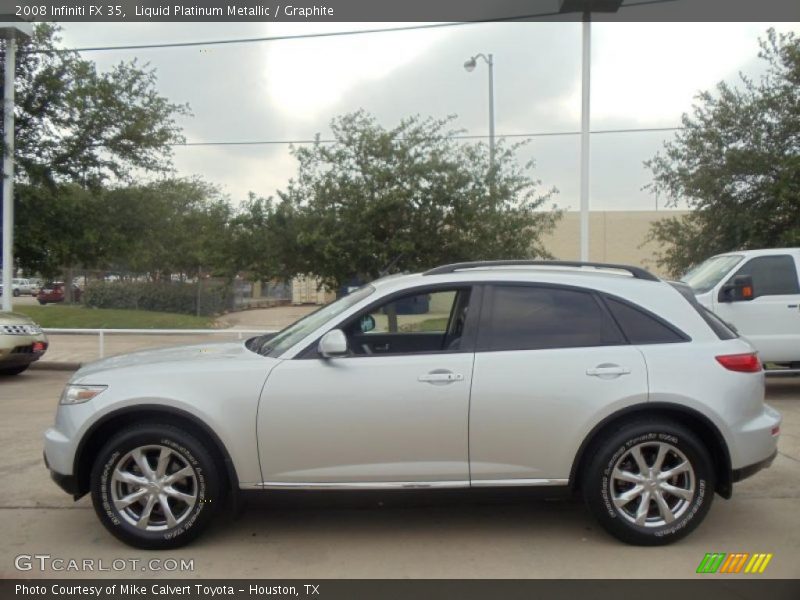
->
[681,255,743,294]
[730,255,800,297]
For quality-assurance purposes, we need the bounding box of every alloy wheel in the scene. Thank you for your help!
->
[609,441,696,527]
[110,445,198,531]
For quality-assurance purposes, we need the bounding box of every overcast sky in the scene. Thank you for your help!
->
[57,20,798,211]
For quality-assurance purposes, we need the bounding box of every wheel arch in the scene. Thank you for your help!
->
[73,404,240,499]
[569,402,733,499]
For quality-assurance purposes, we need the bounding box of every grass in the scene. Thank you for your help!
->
[14,305,217,329]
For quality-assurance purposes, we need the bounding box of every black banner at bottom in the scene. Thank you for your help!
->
[2,580,800,600]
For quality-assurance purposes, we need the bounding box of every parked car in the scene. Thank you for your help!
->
[44,260,780,549]
[0,278,37,297]
[0,312,48,375]
[36,282,82,305]
[681,248,800,372]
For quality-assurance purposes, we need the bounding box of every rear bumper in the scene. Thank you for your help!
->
[732,449,777,483]
[0,335,48,367]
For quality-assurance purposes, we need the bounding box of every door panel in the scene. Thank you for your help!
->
[258,353,473,483]
[713,294,800,361]
[469,346,648,482]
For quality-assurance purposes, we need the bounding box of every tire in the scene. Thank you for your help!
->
[0,365,29,376]
[90,423,225,549]
[37,299,46,305]
[12,289,20,297]
[582,419,715,545]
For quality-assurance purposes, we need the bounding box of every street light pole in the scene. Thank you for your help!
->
[464,53,495,167]
[558,1,622,262]
[579,15,591,261]
[2,34,17,312]
[1,21,30,312]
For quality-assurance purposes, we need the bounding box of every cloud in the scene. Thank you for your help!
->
[57,21,799,210]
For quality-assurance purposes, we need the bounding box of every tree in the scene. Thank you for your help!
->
[4,24,190,294]
[646,28,800,276]
[2,24,189,188]
[14,179,233,281]
[225,193,300,282]
[275,111,560,290]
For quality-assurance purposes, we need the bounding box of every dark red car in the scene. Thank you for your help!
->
[36,282,82,305]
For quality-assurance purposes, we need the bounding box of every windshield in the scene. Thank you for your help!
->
[252,285,375,358]
[681,255,743,294]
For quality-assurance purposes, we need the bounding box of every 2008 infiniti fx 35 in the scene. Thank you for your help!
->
[44,261,780,548]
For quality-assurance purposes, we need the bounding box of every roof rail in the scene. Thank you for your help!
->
[422,260,659,281]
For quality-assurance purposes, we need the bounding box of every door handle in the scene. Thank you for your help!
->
[418,371,464,384]
[586,365,631,377]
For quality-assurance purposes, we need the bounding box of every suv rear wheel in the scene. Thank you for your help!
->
[582,420,715,545]
[90,424,224,549]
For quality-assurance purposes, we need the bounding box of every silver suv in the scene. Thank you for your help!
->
[44,261,781,549]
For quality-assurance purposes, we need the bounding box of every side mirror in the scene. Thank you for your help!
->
[359,314,376,333]
[318,329,348,358]
[718,275,755,303]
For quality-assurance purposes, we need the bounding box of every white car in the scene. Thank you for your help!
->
[682,248,800,371]
[43,260,780,549]
[0,278,37,297]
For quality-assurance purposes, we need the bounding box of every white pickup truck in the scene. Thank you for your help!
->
[681,248,800,373]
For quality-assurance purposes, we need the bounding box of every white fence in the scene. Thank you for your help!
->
[42,328,277,359]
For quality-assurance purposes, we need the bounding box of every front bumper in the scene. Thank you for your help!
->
[43,451,80,496]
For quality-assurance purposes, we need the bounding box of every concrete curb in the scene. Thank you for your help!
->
[30,361,82,372]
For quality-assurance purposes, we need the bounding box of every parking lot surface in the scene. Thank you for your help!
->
[1,370,798,579]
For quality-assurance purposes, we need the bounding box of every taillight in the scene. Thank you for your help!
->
[715,353,762,373]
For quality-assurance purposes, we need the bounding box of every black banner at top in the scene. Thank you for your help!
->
[0,0,799,23]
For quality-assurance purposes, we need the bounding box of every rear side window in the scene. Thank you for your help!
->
[604,297,687,344]
[483,286,625,351]
[730,255,800,297]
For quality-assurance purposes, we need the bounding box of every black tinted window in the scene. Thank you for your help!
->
[485,286,625,351]
[605,298,686,344]
[731,255,799,297]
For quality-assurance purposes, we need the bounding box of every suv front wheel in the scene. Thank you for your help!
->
[583,420,715,545]
[90,424,224,549]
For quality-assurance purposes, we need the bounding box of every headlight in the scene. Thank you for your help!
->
[60,385,107,405]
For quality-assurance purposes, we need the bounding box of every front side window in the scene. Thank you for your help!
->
[482,285,625,351]
[256,285,376,357]
[729,255,800,297]
[344,288,472,355]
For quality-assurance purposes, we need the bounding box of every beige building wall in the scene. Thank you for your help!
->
[541,210,688,278]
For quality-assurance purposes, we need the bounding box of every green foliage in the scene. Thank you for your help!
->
[16,305,215,329]
[100,179,233,277]
[14,178,232,280]
[269,111,561,289]
[647,29,800,276]
[3,23,188,187]
[83,281,230,317]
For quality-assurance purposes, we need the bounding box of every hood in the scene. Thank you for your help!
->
[71,341,259,381]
